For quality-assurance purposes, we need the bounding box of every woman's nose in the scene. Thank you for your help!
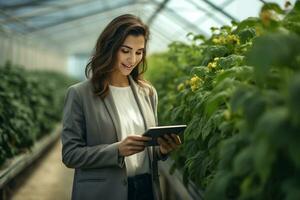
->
[127,53,136,64]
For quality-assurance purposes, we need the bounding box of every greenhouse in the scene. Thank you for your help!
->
[1,0,300,199]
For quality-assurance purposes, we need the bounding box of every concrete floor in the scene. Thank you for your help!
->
[10,140,74,200]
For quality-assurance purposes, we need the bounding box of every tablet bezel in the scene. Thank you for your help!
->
[143,125,186,146]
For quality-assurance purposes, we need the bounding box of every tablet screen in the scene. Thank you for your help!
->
[143,125,186,146]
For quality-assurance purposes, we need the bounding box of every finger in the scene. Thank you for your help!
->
[171,134,181,145]
[161,144,172,153]
[127,146,145,151]
[157,137,167,146]
[129,135,152,141]
[127,140,146,147]
[164,135,178,149]
[157,137,172,151]
[158,137,171,147]
[131,146,145,151]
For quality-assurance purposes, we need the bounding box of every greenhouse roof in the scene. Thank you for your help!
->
[0,0,297,55]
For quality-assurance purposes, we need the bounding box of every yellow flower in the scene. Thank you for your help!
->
[255,26,263,36]
[207,62,217,71]
[190,75,200,85]
[189,75,203,92]
[219,36,226,44]
[260,9,272,26]
[191,85,198,92]
[223,110,231,120]
[212,38,220,44]
[214,57,220,61]
[227,34,240,45]
[177,83,185,91]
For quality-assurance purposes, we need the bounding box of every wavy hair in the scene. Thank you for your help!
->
[85,14,153,99]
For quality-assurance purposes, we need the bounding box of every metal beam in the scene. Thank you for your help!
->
[1,0,99,24]
[188,0,227,25]
[43,7,172,44]
[147,0,170,26]
[28,4,142,41]
[25,2,151,36]
[199,0,238,21]
[24,0,136,33]
[0,0,56,10]
[0,10,39,33]
[162,6,207,36]
[148,0,207,36]
[170,0,236,37]
[144,1,183,30]
[258,0,267,4]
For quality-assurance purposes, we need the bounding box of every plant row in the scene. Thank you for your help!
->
[146,2,300,199]
[0,62,77,167]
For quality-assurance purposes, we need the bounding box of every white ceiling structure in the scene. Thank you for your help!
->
[0,0,296,55]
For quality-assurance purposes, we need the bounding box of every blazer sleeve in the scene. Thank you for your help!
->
[61,86,124,169]
[150,86,168,161]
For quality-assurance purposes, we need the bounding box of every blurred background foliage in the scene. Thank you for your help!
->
[146,2,300,199]
[0,62,77,167]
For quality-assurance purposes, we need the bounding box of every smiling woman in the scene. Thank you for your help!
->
[85,14,150,98]
[61,14,182,200]
[111,35,145,86]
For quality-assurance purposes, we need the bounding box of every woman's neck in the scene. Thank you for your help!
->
[108,71,130,87]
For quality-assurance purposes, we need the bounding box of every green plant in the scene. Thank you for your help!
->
[146,2,300,199]
[0,62,77,166]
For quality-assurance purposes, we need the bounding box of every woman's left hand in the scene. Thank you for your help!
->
[157,134,182,155]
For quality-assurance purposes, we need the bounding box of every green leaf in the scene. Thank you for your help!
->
[237,28,256,44]
[288,73,300,125]
[261,3,284,14]
[246,33,300,84]
[201,45,230,66]
[233,146,253,177]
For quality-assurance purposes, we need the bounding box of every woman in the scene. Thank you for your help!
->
[61,14,181,200]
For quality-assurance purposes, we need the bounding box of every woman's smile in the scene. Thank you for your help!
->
[122,63,133,70]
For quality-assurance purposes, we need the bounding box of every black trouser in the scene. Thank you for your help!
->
[128,173,154,200]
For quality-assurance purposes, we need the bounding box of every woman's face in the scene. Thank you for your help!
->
[114,35,145,76]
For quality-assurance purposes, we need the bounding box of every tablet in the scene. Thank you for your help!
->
[143,125,187,146]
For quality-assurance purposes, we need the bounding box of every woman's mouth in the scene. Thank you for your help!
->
[122,63,133,70]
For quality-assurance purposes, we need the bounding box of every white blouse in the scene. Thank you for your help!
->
[109,85,150,177]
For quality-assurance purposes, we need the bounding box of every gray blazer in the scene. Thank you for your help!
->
[61,75,166,200]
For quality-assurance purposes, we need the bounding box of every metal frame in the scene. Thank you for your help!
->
[27,2,151,41]
[26,2,151,34]
[169,0,236,38]
[0,0,270,55]
[188,0,229,25]
[0,10,37,33]
[24,0,136,33]
[1,0,99,24]
[199,0,237,21]
[0,0,56,10]
[147,0,170,26]
[161,6,208,36]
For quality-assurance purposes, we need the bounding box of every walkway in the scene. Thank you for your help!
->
[10,140,73,200]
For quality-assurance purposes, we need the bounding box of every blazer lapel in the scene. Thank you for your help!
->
[103,76,157,174]
[103,75,155,142]
[128,75,157,171]
[128,75,155,130]
[103,92,122,141]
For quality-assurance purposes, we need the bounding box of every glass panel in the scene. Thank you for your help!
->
[223,0,264,21]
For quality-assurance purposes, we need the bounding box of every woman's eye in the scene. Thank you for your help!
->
[121,49,129,53]
[136,52,142,55]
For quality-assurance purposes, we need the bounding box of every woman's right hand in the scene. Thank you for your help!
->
[118,135,151,157]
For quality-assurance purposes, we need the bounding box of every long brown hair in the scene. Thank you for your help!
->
[85,14,153,99]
